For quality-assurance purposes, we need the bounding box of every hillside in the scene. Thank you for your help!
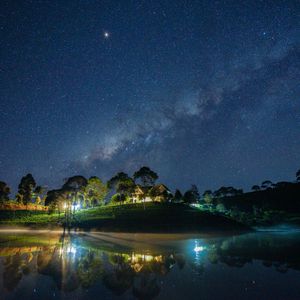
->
[0,203,250,233]
[218,182,300,213]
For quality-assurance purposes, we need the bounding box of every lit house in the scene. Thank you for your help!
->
[131,184,172,203]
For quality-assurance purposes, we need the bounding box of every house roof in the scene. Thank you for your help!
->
[133,184,170,195]
[149,184,171,195]
[134,185,151,194]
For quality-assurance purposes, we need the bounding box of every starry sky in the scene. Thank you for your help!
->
[1,0,299,193]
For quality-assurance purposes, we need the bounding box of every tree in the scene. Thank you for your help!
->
[0,181,10,204]
[214,186,242,198]
[34,185,47,205]
[183,185,200,204]
[133,166,158,187]
[107,172,135,204]
[17,174,36,206]
[273,181,292,189]
[85,176,108,207]
[45,189,68,214]
[203,190,213,205]
[116,179,135,199]
[15,193,23,204]
[296,169,300,182]
[62,175,88,211]
[213,187,228,198]
[107,172,131,190]
[261,180,273,190]
[251,185,260,192]
[173,189,183,202]
[111,193,126,205]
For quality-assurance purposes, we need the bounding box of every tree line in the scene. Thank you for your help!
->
[0,167,300,213]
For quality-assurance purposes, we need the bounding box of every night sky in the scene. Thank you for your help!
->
[1,0,299,193]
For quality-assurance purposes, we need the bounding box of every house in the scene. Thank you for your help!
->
[131,184,172,203]
[131,185,152,203]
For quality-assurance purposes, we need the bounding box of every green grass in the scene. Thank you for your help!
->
[0,203,250,232]
[0,210,63,226]
[72,202,250,232]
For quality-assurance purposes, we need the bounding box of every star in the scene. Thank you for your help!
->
[103,31,110,39]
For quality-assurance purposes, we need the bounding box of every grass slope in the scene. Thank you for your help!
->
[0,203,250,233]
[73,203,249,232]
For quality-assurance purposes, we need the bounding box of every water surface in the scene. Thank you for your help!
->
[0,230,299,300]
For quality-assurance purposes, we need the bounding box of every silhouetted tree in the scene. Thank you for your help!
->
[214,186,243,198]
[0,181,10,204]
[251,185,260,192]
[261,180,273,190]
[34,185,47,205]
[273,181,292,189]
[62,175,88,210]
[133,166,158,187]
[173,189,183,202]
[45,189,68,214]
[213,187,228,198]
[296,169,300,182]
[183,184,200,204]
[203,190,213,205]
[107,172,132,190]
[17,174,36,207]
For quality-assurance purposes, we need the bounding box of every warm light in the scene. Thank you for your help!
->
[144,255,154,262]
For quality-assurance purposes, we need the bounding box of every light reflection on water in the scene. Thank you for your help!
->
[0,231,300,299]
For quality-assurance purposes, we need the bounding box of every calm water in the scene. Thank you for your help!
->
[0,230,300,300]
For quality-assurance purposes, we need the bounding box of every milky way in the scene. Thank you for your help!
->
[0,1,299,192]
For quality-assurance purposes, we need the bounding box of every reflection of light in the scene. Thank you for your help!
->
[130,253,163,264]
[64,245,77,255]
[194,240,205,253]
[194,246,204,252]
[144,255,153,262]
[63,203,67,209]
[73,204,80,211]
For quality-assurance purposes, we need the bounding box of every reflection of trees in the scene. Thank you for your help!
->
[3,252,33,291]
[3,233,300,297]
[102,255,135,296]
[0,237,186,299]
[77,251,103,288]
[37,241,103,292]
[205,234,300,272]
[102,252,184,299]
[37,245,80,292]
[133,274,160,300]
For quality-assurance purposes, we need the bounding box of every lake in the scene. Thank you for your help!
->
[0,230,299,300]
